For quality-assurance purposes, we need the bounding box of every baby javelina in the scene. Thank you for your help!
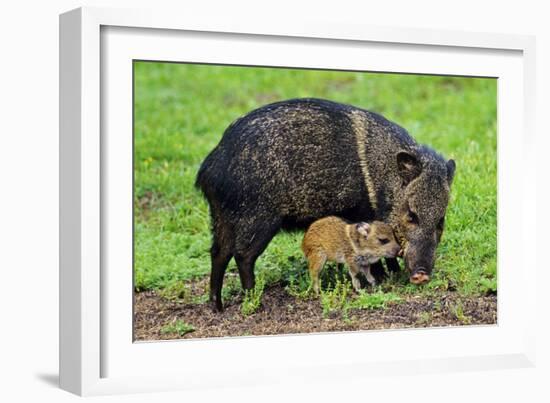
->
[301,216,402,294]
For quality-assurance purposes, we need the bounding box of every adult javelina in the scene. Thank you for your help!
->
[196,98,455,311]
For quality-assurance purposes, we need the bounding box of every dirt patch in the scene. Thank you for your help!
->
[134,284,497,341]
[134,190,166,220]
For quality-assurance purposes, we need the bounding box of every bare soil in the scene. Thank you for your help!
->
[134,283,497,341]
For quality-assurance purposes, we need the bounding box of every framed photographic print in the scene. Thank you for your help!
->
[60,6,537,396]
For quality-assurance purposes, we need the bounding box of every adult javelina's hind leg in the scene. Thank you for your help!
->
[369,261,387,283]
[233,215,282,294]
[209,212,234,312]
[369,258,401,283]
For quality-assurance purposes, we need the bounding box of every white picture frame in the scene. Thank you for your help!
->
[59,6,537,396]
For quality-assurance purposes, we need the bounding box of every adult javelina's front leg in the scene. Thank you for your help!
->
[369,258,401,284]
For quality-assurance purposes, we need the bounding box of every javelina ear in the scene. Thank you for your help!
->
[356,222,370,237]
[446,159,456,185]
[396,151,421,184]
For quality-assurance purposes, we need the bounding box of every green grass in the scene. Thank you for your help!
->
[350,290,403,310]
[134,61,497,312]
[318,278,404,319]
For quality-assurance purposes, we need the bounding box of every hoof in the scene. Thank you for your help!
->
[210,296,224,312]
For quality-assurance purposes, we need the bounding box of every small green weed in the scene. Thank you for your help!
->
[240,274,266,316]
[157,280,209,304]
[479,278,497,295]
[320,279,353,318]
[221,273,243,302]
[285,269,313,300]
[158,281,192,302]
[160,320,195,336]
[350,290,402,310]
[450,301,471,324]
[417,312,432,326]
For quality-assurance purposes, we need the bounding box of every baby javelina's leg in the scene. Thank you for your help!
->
[345,222,372,292]
[346,259,363,292]
[306,250,327,295]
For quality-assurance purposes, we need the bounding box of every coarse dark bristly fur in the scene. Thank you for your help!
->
[196,98,456,311]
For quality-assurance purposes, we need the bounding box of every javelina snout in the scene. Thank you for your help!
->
[399,229,441,286]
[402,236,437,284]
[410,269,430,285]
[405,259,432,285]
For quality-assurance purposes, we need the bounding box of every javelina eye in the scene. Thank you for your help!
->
[407,209,419,224]
[378,238,390,245]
